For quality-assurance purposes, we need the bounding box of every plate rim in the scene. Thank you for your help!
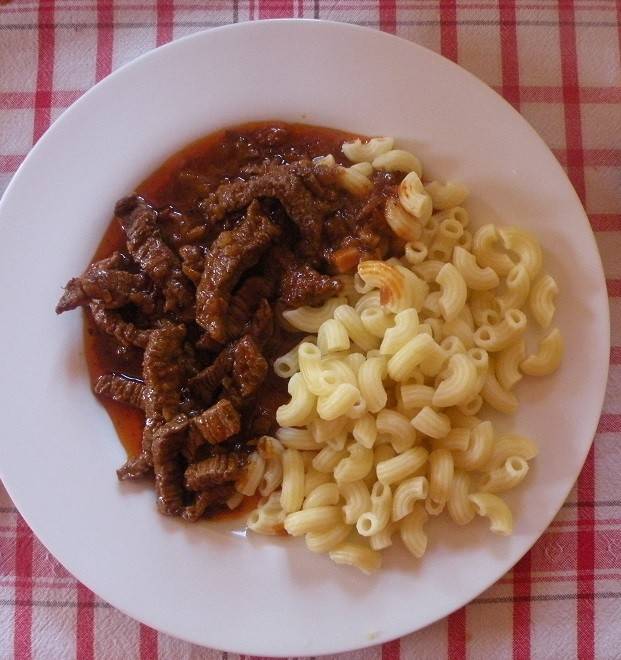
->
[0,18,610,656]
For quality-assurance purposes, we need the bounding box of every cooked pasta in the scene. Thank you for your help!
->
[529,273,558,328]
[520,327,564,376]
[249,134,562,574]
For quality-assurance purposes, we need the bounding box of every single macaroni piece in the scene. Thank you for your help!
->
[474,309,528,352]
[432,427,470,452]
[353,413,378,448]
[236,451,266,496]
[304,467,332,495]
[369,522,398,551]
[354,290,382,314]
[384,197,423,242]
[429,218,464,262]
[313,153,336,167]
[521,328,564,376]
[432,353,479,407]
[361,307,395,338]
[404,240,429,265]
[305,524,351,553]
[282,296,348,333]
[376,409,418,452]
[357,482,392,536]
[358,356,388,413]
[400,383,435,409]
[425,180,469,210]
[372,148,423,177]
[469,493,513,536]
[309,416,348,449]
[428,448,454,508]
[447,470,476,525]
[376,446,429,485]
[334,304,378,351]
[480,456,529,493]
[487,433,538,470]
[436,263,467,321]
[414,259,445,283]
[470,289,501,326]
[351,161,374,177]
[452,245,499,290]
[495,340,526,391]
[498,226,542,279]
[280,449,305,513]
[336,165,374,197]
[247,492,287,535]
[432,206,470,228]
[303,482,341,508]
[453,420,495,471]
[400,503,429,558]
[340,480,372,524]
[258,436,284,497]
[411,406,451,439]
[393,262,429,311]
[481,361,518,414]
[329,543,382,574]
[312,445,348,474]
[388,333,441,382]
[380,308,420,355]
[342,136,394,163]
[276,427,319,450]
[472,224,515,276]
[457,394,483,416]
[317,383,362,420]
[273,335,317,379]
[529,273,559,328]
[358,260,414,314]
[392,476,429,521]
[399,171,433,223]
[334,443,374,483]
[497,264,531,313]
[317,318,350,354]
[276,372,317,427]
[284,506,343,536]
[441,335,467,357]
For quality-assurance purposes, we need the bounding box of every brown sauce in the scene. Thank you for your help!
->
[83,122,363,459]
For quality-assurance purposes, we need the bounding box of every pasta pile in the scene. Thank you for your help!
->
[240,137,564,574]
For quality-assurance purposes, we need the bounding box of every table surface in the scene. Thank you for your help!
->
[1,1,620,658]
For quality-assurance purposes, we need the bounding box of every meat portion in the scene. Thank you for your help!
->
[191,399,241,445]
[56,252,154,315]
[199,160,337,255]
[89,302,151,349]
[279,263,342,307]
[182,485,234,522]
[178,244,204,285]
[115,196,194,315]
[152,414,189,516]
[195,200,280,343]
[117,323,186,479]
[184,452,246,491]
[94,374,145,409]
[188,345,234,406]
[227,276,275,338]
[246,298,274,348]
[232,335,268,399]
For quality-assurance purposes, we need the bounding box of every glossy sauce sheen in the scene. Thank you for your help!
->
[84,122,360,458]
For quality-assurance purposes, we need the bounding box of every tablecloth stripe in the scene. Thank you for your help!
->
[1,2,620,658]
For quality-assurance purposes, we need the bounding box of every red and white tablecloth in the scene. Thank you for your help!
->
[1,2,620,658]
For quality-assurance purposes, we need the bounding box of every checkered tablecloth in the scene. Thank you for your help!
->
[1,1,620,658]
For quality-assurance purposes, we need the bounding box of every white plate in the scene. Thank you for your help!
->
[0,20,609,657]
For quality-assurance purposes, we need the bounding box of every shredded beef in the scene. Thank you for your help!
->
[191,399,240,445]
[89,302,151,349]
[184,452,246,491]
[279,263,342,307]
[232,335,268,399]
[152,414,189,516]
[188,345,234,405]
[115,196,194,315]
[199,160,337,255]
[94,374,145,409]
[182,485,234,522]
[195,200,280,343]
[227,276,275,338]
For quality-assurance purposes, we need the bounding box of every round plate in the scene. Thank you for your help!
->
[0,20,609,656]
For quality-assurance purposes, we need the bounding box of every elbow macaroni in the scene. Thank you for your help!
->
[251,135,561,574]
